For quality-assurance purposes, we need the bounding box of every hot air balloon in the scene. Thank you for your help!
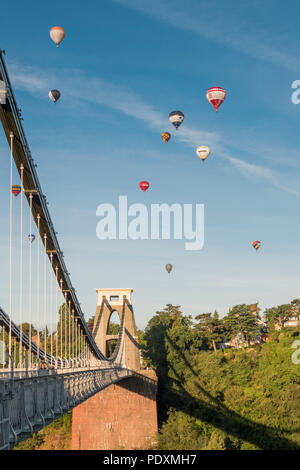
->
[28,234,35,243]
[165,264,172,274]
[12,185,21,196]
[49,26,65,47]
[206,87,226,112]
[139,181,149,192]
[169,111,184,130]
[161,132,171,143]
[49,90,61,103]
[196,146,210,162]
[252,240,261,251]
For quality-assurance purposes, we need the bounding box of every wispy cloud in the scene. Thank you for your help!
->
[223,154,300,196]
[9,62,220,147]
[113,0,300,72]
[9,64,50,92]
[8,61,300,196]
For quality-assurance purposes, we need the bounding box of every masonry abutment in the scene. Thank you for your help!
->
[72,289,158,450]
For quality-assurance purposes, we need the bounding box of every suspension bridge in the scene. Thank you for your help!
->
[0,50,157,450]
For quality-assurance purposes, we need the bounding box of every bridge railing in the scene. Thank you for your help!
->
[0,366,134,450]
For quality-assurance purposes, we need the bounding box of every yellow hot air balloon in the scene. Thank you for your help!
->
[196,146,210,162]
[161,132,171,143]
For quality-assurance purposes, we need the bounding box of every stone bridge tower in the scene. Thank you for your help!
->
[72,288,158,450]
[92,288,140,370]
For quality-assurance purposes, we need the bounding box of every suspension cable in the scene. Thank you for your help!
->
[43,234,47,362]
[36,214,40,365]
[83,331,85,364]
[50,253,53,362]
[64,293,67,359]
[2,326,4,368]
[55,266,58,364]
[9,132,14,362]
[75,318,78,363]
[28,193,33,369]
[72,309,74,359]
[68,300,71,359]
[60,279,63,360]
[19,164,24,368]
[14,336,16,365]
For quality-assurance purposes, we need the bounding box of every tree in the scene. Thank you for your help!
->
[264,307,278,336]
[143,304,194,421]
[194,311,224,353]
[265,304,292,333]
[87,315,95,332]
[143,304,177,371]
[276,304,292,329]
[290,299,300,334]
[18,323,37,338]
[224,304,260,347]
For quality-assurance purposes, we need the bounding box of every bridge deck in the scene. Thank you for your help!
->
[0,366,134,450]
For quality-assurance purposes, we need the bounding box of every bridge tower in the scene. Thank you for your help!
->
[72,289,158,450]
[92,288,140,369]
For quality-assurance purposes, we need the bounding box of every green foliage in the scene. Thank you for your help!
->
[194,311,224,352]
[157,410,208,450]
[13,301,300,451]
[14,412,72,450]
[265,299,300,335]
[14,432,45,450]
[142,304,300,450]
[19,323,37,337]
[142,304,195,420]
[107,321,120,335]
[87,315,95,331]
[224,304,261,346]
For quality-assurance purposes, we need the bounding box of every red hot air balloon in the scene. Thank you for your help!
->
[12,185,21,196]
[139,181,149,192]
[206,87,226,112]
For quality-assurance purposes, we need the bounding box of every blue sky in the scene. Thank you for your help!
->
[1,0,300,329]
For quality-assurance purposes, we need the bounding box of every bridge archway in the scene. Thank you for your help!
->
[105,310,120,357]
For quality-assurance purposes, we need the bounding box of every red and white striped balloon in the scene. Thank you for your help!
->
[49,26,65,47]
[206,87,226,112]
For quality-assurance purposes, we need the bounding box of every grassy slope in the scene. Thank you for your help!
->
[14,412,72,450]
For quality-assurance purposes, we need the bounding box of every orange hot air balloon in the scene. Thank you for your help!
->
[206,87,226,112]
[12,185,21,196]
[161,132,171,143]
[139,181,149,192]
[50,26,65,47]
